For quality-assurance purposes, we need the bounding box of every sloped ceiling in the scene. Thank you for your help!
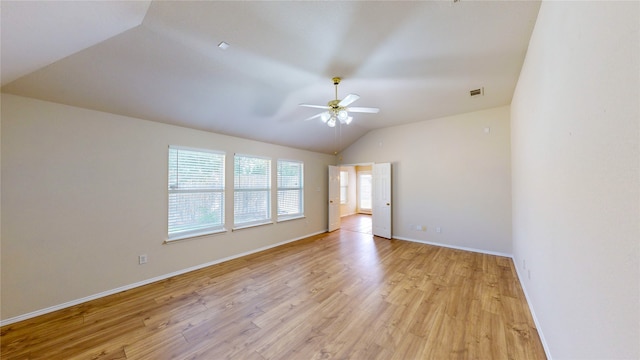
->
[1,0,541,154]
[0,1,152,85]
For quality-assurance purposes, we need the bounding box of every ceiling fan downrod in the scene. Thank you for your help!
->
[332,77,341,103]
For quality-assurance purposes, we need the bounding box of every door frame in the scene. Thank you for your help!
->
[328,165,341,232]
[372,162,392,239]
[331,162,391,239]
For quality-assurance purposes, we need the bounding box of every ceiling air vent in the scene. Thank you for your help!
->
[470,87,484,97]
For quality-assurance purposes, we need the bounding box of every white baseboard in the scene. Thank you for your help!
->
[392,235,513,258]
[512,262,553,360]
[0,230,327,327]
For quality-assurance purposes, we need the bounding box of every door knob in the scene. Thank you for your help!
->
[386,203,390,206]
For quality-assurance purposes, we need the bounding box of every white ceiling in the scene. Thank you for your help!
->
[1,0,541,154]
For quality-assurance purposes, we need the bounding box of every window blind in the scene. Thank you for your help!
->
[168,146,225,240]
[340,170,348,204]
[277,160,304,219]
[234,154,271,226]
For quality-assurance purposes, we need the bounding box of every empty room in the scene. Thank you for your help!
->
[1,1,638,359]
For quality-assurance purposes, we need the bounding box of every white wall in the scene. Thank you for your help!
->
[340,106,512,255]
[511,1,639,358]
[0,94,335,321]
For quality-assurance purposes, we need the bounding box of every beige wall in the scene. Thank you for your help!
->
[0,94,335,321]
[340,106,512,255]
[511,1,639,358]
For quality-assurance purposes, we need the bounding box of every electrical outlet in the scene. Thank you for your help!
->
[523,259,526,270]
[436,227,442,233]
[139,254,148,265]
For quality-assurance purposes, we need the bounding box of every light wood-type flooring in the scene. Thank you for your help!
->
[1,214,546,359]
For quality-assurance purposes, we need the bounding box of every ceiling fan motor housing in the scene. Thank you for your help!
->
[328,99,341,109]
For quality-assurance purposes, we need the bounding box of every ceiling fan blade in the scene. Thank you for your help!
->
[347,106,380,114]
[338,93,360,107]
[299,104,330,109]
[304,112,328,121]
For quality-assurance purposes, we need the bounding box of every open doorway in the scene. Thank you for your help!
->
[338,164,373,235]
[338,165,372,217]
[330,163,391,238]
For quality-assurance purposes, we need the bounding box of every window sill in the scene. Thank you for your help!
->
[232,221,274,231]
[165,228,227,243]
[277,215,305,223]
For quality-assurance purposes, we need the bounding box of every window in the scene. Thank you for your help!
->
[340,170,349,204]
[168,146,225,241]
[277,160,304,220]
[234,154,271,228]
[358,172,372,212]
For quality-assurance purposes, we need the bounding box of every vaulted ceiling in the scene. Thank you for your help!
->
[1,1,540,154]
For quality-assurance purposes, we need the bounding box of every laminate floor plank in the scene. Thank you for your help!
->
[1,214,546,359]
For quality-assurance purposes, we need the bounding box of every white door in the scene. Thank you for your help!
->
[328,165,341,232]
[372,163,392,239]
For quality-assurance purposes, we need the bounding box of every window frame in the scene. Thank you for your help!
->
[357,171,373,213]
[277,159,304,222]
[340,170,349,204]
[233,153,272,230]
[167,145,226,242]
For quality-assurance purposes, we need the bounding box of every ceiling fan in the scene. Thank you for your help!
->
[300,77,379,127]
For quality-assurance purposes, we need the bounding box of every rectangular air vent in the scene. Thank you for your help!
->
[470,87,484,97]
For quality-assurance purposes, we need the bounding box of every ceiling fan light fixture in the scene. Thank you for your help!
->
[300,77,378,128]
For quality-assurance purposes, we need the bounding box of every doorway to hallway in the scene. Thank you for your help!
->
[330,163,391,238]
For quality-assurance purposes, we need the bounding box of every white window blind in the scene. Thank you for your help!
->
[358,172,372,211]
[168,146,225,240]
[234,154,271,227]
[340,170,348,204]
[277,160,304,220]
